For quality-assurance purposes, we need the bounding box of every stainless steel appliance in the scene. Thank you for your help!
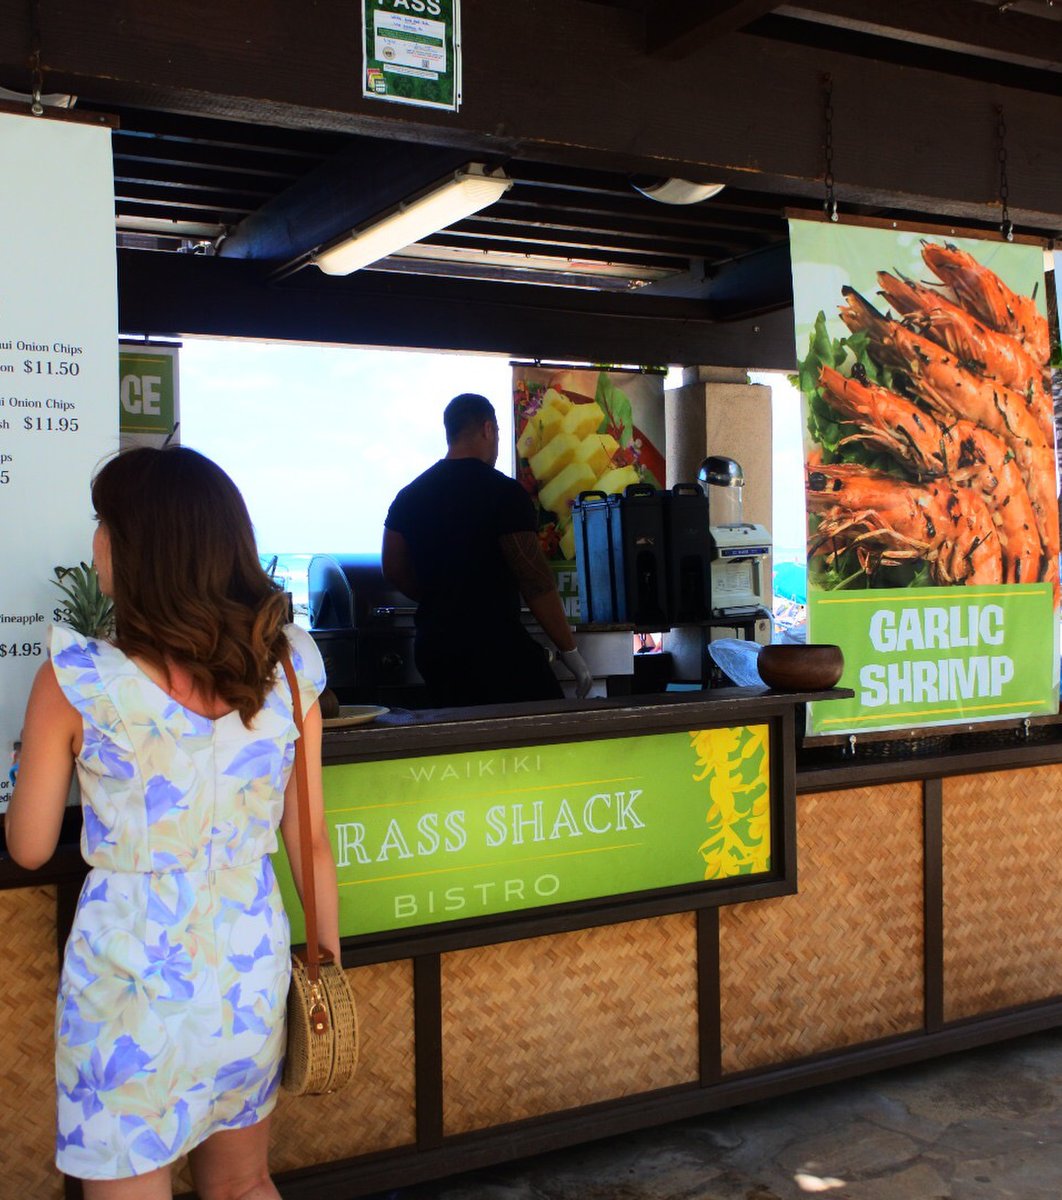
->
[697,456,772,617]
[306,554,425,705]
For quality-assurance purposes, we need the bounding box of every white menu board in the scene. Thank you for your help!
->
[0,112,118,812]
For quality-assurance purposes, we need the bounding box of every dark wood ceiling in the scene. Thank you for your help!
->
[7,0,1057,347]
[108,103,797,300]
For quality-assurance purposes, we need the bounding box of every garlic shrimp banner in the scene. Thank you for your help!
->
[789,217,1059,737]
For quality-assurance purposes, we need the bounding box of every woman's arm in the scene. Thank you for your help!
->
[6,661,80,869]
[279,700,341,959]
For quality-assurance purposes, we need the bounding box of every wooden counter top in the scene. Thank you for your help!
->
[321,686,852,765]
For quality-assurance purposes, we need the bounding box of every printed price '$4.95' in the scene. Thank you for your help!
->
[0,642,42,658]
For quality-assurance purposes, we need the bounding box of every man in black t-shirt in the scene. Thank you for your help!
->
[383,393,592,707]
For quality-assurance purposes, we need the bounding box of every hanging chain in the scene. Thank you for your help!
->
[996,105,1013,242]
[28,0,44,114]
[822,74,837,222]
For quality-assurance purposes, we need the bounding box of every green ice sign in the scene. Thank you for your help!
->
[807,583,1059,735]
[362,0,461,111]
[276,725,772,939]
[119,347,177,435]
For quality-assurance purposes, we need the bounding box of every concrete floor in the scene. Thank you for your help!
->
[373,1029,1062,1200]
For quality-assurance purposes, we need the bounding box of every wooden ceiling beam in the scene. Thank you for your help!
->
[435,224,719,263]
[428,230,692,268]
[647,0,785,58]
[3,1,1062,229]
[463,211,766,254]
[500,186,784,234]
[116,248,798,368]
[774,0,1062,76]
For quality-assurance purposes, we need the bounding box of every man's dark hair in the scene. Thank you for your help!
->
[444,393,496,443]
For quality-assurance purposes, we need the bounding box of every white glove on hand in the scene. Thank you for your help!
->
[559,648,593,699]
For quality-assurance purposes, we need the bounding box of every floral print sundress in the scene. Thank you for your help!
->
[49,622,325,1180]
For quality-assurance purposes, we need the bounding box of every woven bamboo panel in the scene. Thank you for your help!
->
[440,914,698,1136]
[720,785,924,1073]
[944,765,1062,1021]
[172,958,415,1192]
[0,886,63,1200]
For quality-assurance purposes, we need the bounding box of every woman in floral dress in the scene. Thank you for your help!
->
[8,447,340,1200]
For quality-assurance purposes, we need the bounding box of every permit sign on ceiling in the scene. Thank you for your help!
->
[363,0,462,112]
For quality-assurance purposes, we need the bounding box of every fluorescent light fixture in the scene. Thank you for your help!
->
[313,164,512,276]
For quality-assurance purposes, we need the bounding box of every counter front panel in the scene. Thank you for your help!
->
[277,715,785,945]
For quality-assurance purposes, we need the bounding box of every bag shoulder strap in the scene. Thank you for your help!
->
[281,649,321,982]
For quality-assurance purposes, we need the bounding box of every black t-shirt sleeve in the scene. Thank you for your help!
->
[494,476,538,536]
[384,486,411,533]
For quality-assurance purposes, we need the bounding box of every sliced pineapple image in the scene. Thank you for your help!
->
[594,464,640,495]
[540,387,573,416]
[558,522,576,560]
[574,432,619,479]
[516,405,564,460]
[539,461,596,517]
[530,431,579,483]
[559,400,605,441]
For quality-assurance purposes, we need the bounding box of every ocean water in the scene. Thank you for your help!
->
[261,553,315,629]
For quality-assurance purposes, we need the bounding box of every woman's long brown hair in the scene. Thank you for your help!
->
[91,447,289,726]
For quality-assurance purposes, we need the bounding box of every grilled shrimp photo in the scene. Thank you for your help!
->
[838,287,1058,583]
[807,461,1003,587]
[921,241,1051,368]
[876,270,1053,444]
[818,365,1044,588]
[816,364,946,478]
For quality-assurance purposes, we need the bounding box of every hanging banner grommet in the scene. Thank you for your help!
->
[362,0,462,112]
[788,210,1059,739]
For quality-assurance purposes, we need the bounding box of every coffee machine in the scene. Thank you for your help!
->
[697,455,772,617]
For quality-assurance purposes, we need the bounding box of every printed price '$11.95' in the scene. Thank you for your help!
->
[23,416,78,432]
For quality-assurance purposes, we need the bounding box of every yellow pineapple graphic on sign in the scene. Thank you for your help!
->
[690,725,770,879]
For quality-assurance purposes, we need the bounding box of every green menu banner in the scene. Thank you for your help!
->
[276,725,771,940]
[808,584,1057,734]
[362,0,461,111]
[790,216,1059,736]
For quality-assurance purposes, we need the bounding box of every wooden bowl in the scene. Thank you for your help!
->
[757,643,844,691]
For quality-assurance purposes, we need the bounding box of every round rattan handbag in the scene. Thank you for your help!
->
[280,653,359,1096]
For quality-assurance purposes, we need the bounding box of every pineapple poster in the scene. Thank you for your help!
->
[512,366,666,616]
[790,216,1059,737]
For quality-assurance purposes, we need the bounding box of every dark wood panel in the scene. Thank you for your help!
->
[648,0,786,57]
[923,779,944,1033]
[797,737,1062,793]
[777,0,1062,75]
[697,908,722,1084]
[3,2,1062,227]
[414,955,444,1150]
[116,248,800,367]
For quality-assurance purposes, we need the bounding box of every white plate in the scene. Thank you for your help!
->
[322,705,389,729]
